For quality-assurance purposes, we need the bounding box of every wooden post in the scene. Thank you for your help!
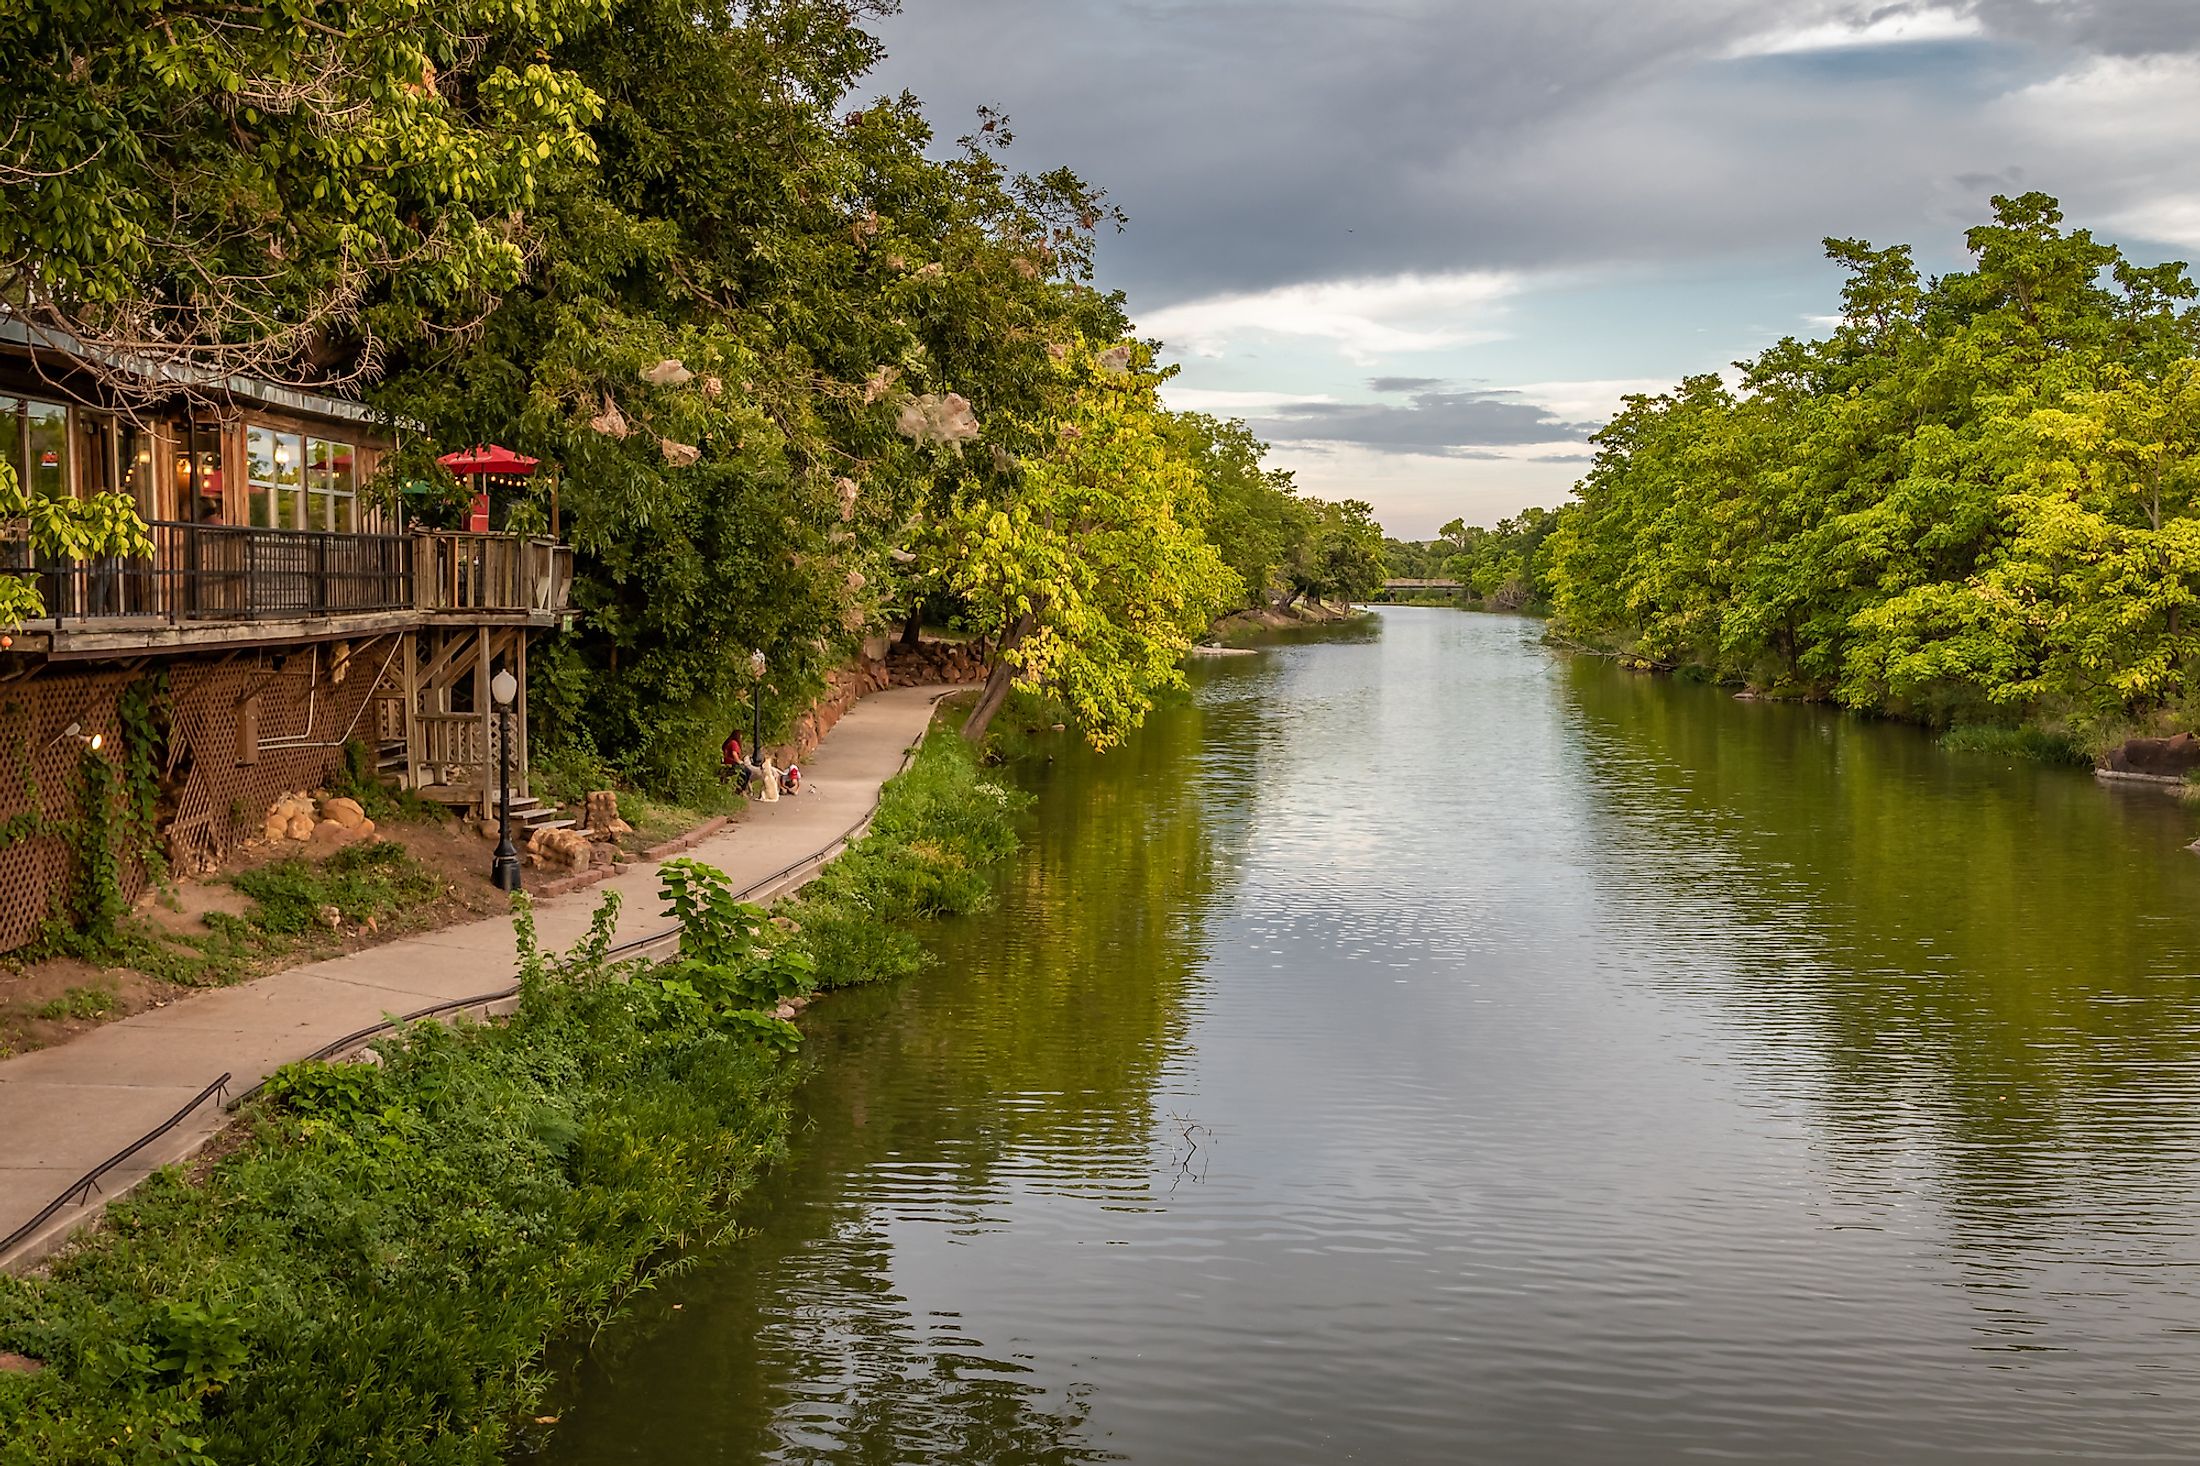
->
[474,626,491,819]
[400,629,419,792]
[516,629,530,801]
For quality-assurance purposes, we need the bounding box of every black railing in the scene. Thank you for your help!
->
[2,520,412,626]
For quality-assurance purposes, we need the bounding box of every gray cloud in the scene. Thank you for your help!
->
[866,1,2200,310]
[1368,376,1447,393]
[1252,389,1592,455]
[1973,0,2200,57]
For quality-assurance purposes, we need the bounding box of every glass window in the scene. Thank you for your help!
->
[306,437,356,532]
[175,422,225,523]
[24,401,70,500]
[0,397,19,495]
[246,426,303,528]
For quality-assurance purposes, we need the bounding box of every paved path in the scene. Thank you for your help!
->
[0,685,950,1270]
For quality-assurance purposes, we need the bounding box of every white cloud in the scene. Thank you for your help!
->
[1262,443,1585,539]
[1988,53,2200,251]
[2108,196,2200,252]
[1158,387,1335,414]
[1142,271,1524,362]
[1501,377,1675,424]
[1725,3,1984,57]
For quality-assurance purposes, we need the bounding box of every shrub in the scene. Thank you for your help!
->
[1939,723,2093,767]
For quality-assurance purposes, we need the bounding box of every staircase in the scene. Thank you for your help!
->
[489,792,575,835]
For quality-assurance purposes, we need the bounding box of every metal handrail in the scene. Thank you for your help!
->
[0,1072,232,1259]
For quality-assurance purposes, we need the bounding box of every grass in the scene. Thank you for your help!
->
[88,843,457,994]
[33,987,119,1022]
[0,729,1030,1465]
[1939,723,2095,768]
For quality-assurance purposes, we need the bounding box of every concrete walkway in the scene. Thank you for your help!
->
[0,684,951,1270]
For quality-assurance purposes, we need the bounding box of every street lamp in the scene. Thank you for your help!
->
[748,649,767,772]
[489,666,522,892]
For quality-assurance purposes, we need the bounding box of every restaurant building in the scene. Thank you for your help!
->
[0,319,573,951]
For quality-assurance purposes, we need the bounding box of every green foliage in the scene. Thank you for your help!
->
[230,842,441,937]
[1437,508,1564,611]
[1938,723,2094,766]
[1286,498,1388,607]
[0,0,605,391]
[645,860,812,1041]
[34,986,119,1022]
[0,460,157,631]
[1534,192,2200,744]
[782,729,1027,986]
[945,342,1240,746]
[327,740,434,825]
[0,915,798,1464]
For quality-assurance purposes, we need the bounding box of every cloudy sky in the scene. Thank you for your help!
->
[869,1,2200,537]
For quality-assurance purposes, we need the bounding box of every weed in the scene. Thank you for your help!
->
[1940,723,2094,767]
[0,726,1030,1463]
[231,842,441,937]
[33,987,118,1022]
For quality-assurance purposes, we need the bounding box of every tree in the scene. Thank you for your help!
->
[1286,499,1386,606]
[944,346,1237,747]
[0,462,154,632]
[0,0,606,393]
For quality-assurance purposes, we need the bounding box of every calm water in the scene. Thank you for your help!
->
[529,608,2200,1464]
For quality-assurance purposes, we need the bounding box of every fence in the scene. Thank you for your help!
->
[1,524,571,627]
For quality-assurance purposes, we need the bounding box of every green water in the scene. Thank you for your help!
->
[526,607,2200,1463]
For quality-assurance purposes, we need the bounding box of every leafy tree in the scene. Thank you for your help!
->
[0,0,606,391]
[944,345,1237,747]
[1285,498,1386,607]
[1540,192,2200,739]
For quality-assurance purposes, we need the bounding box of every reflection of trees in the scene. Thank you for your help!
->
[1556,654,2200,1240]
[528,694,1228,1464]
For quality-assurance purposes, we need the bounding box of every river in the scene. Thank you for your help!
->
[528,606,2200,1464]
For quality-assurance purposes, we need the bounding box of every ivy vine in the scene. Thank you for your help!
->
[0,673,173,959]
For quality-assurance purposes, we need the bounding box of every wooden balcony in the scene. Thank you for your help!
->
[3,524,573,657]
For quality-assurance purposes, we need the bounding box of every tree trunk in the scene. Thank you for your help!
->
[961,613,1035,745]
[899,608,923,648]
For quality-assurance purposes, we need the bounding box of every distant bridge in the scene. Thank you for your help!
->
[1375,578,1463,601]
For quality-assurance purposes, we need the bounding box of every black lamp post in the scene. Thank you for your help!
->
[490,667,522,892]
[748,649,767,770]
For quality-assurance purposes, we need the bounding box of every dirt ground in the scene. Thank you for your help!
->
[0,810,518,1061]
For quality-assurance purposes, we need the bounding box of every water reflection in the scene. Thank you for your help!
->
[531,608,2200,1465]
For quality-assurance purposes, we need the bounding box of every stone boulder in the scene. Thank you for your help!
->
[321,796,367,828]
[2104,732,2200,778]
[528,826,594,871]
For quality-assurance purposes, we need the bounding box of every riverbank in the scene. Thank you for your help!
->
[1211,600,1366,643]
[0,721,1028,1464]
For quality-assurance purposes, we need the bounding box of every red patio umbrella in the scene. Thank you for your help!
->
[437,444,539,477]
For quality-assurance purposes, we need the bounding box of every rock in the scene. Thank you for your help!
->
[322,796,366,828]
[285,813,316,841]
[528,826,593,871]
[772,1003,798,1020]
[2105,732,2200,778]
[0,1352,44,1375]
[311,818,348,843]
[264,817,289,842]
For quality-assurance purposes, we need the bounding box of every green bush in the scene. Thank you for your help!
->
[231,843,442,937]
[782,731,1028,988]
[0,722,1031,1463]
[1939,723,2094,767]
[0,893,798,1465]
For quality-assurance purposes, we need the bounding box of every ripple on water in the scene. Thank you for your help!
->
[527,610,2200,1466]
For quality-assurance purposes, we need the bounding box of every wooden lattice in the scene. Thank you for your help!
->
[0,635,402,952]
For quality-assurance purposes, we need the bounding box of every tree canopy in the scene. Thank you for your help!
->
[1494,193,2200,743]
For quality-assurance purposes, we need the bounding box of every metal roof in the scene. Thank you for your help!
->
[0,315,398,428]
